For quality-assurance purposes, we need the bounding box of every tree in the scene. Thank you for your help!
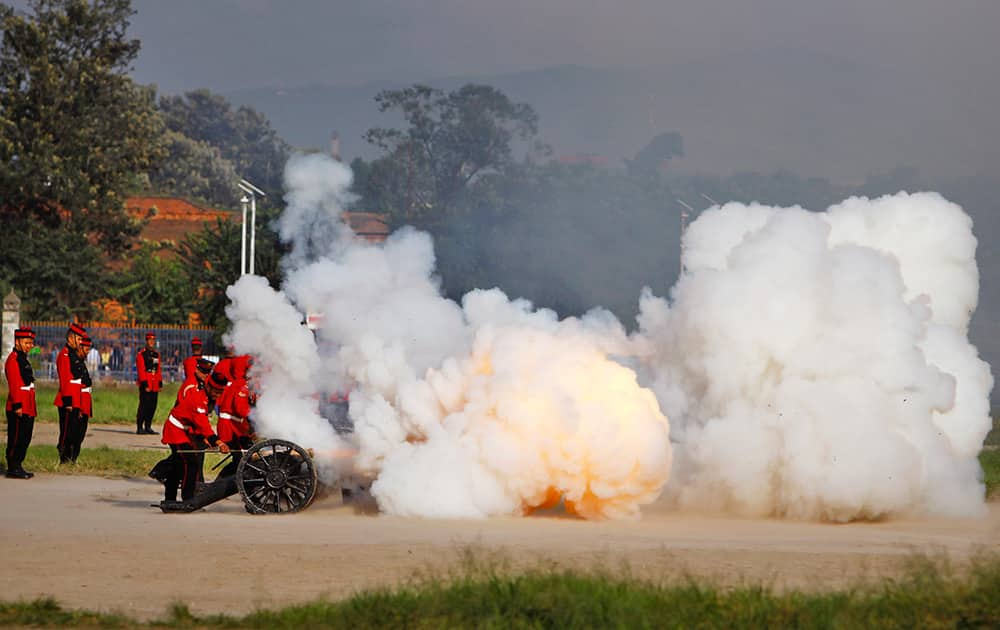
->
[0,214,107,319]
[109,243,191,324]
[0,0,165,257]
[626,132,684,177]
[157,89,290,203]
[146,129,241,207]
[359,84,540,227]
[178,217,283,332]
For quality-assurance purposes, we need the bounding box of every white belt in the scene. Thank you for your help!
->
[81,387,92,393]
[218,412,246,421]
[70,379,82,384]
[168,415,186,430]
[19,384,34,391]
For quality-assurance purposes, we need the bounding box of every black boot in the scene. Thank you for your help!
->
[6,466,32,479]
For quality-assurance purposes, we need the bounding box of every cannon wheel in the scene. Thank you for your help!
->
[237,439,319,514]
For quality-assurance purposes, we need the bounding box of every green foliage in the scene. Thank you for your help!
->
[109,242,192,323]
[146,128,241,207]
[157,88,290,203]
[177,217,283,334]
[359,83,541,226]
[0,214,107,319]
[0,0,165,257]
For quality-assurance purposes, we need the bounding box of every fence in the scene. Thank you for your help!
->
[22,322,218,384]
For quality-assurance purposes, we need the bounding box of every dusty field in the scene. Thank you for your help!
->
[2,424,999,621]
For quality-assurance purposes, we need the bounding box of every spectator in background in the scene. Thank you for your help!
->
[100,346,111,374]
[110,344,123,373]
[48,343,59,379]
[86,341,100,375]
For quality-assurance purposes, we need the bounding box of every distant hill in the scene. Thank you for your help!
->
[224,51,997,184]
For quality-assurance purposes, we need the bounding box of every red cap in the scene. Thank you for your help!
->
[208,371,229,389]
[191,337,202,346]
[80,336,93,348]
[68,323,87,337]
[145,332,156,340]
[14,327,35,340]
[196,358,216,373]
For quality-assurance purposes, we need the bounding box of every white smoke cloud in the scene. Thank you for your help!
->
[225,154,672,519]
[635,195,992,521]
[226,152,991,521]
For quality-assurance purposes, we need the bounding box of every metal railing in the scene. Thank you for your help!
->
[21,321,218,383]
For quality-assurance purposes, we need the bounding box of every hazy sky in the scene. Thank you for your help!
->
[122,0,1000,93]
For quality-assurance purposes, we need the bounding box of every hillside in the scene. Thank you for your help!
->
[224,52,997,185]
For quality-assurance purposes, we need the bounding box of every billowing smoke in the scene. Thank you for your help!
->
[634,194,992,520]
[227,153,991,521]
[226,154,673,519]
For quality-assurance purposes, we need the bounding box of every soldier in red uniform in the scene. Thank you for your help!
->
[5,327,37,479]
[55,323,87,464]
[181,337,203,382]
[177,357,215,404]
[160,371,230,503]
[62,335,95,463]
[135,331,162,435]
[215,355,255,477]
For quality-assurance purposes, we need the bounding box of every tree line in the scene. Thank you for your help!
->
[3,0,993,339]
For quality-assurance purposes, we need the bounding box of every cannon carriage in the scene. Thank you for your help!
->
[158,397,360,514]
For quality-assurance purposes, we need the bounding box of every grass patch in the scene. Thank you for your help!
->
[1,553,998,628]
[21,444,227,477]
[981,448,1000,498]
[33,381,180,424]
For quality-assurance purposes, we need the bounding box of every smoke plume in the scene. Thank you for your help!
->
[226,154,672,519]
[226,154,992,521]
[634,194,992,520]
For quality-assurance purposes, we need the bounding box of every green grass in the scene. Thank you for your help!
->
[1,553,998,628]
[19,444,228,477]
[981,448,1000,499]
[32,381,180,424]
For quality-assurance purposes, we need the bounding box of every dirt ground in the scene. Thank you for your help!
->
[2,423,999,621]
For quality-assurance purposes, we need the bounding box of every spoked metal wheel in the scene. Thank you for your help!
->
[237,439,318,514]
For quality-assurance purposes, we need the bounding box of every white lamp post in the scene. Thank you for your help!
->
[240,195,249,276]
[237,178,266,277]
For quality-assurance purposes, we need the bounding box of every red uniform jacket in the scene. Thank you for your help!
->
[214,357,234,381]
[161,386,220,446]
[175,374,201,404]
[216,377,252,442]
[182,354,201,382]
[53,345,82,410]
[136,347,163,393]
[5,348,37,417]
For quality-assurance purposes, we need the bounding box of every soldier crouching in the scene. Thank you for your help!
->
[160,371,230,502]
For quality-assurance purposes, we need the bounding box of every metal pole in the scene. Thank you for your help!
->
[240,196,249,276]
[676,199,694,275]
[249,193,257,275]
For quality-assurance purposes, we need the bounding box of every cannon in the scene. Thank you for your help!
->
[157,398,362,514]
